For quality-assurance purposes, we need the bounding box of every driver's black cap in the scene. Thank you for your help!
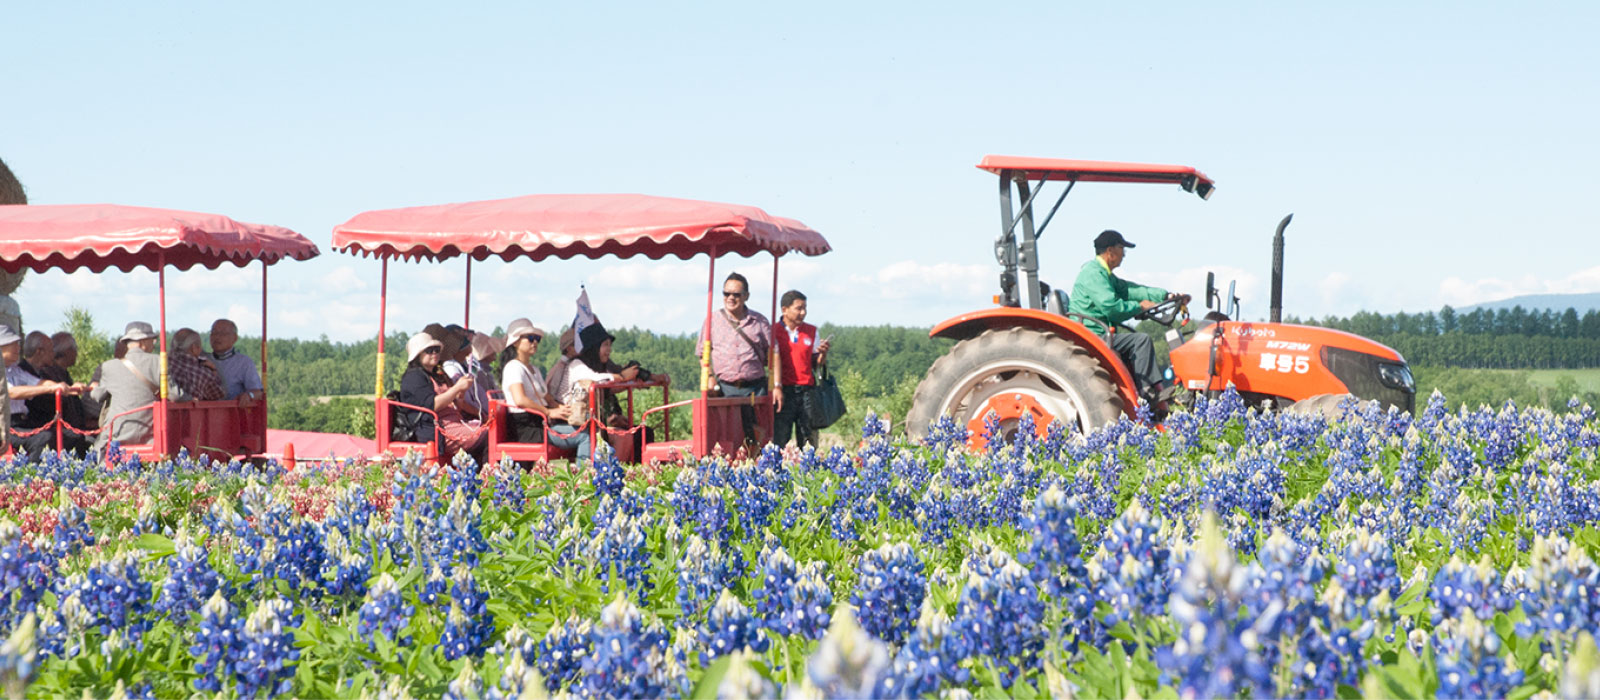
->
[1094,230,1136,253]
[1094,228,1132,252]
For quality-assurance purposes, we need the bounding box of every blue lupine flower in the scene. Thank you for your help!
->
[420,564,450,607]
[575,594,676,699]
[189,592,242,693]
[700,589,769,661]
[52,498,95,559]
[436,488,489,569]
[442,658,483,700]
[1155,513,1276,700]
[535,616,593,692]
[233,598,300,698]
[880,606,967,699]
[922,415,969,453]
[1331,527,1400,618]
[356,572,413,649]
[750,539,798,630]
[804,608,891,699]
[491,458,527,512]
[946,543,1046,687]
[1433,611,1524,700]
[1019,484,1088,599]
[591,444,625,499]
[1430,555,1514,625]
[849,542,926,646]
[583,502,652,602]
[1091,499,1172,626]
[438,566,494,660]
[71,554,153,645]
[155,530,227,623]
[0,522,55,636]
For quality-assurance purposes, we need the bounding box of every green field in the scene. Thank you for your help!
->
[1521,367,1600,393]
[1412,365,1600,410]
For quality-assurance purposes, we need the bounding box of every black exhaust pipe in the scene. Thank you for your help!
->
[1270,214,1292,323]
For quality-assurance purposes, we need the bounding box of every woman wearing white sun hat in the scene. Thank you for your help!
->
[498,318,592,462]
[398,330,488,463]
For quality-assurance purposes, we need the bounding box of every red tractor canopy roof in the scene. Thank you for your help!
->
[332,193,831,262]
[978,155,1215,200]
[0,204,319,273]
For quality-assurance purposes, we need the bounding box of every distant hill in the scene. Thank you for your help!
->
[1458,293,1600,315]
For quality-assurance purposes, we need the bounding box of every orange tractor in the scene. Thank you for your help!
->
[905,156,1416,442]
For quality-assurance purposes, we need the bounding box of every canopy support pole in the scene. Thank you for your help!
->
[464,257,472,328]
[701,247,717,397]
[260,261,268,394]
[770,254,779,395]
[376,257,389,399]
[158,253,169,457]
[157,257,168,401]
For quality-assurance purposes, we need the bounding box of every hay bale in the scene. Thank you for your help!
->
[0,157,26,297]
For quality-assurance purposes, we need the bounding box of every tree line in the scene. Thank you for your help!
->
[1289,305,1600,369]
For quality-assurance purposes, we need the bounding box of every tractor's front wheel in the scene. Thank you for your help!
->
[906,327,1124,446]
[1285,393,1360,420]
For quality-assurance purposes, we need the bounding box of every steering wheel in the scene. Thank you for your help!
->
[1135,295,1189,327]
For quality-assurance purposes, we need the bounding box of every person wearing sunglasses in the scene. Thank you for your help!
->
[697,272,777,448]
[498,318,592,462]
[400,330,488,463]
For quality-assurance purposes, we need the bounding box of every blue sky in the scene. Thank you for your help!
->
[5,2,1597,342]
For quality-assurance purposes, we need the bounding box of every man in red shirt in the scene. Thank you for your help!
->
[773,290,831,448]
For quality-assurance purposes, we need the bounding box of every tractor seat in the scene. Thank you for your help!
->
[1046,288,1070,316]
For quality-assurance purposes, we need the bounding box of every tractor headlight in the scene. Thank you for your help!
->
[1377,362,1414,392]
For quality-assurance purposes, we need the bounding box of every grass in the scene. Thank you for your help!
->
[1519,367,1600,393]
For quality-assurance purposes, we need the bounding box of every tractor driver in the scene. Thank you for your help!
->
[1068,230,1188,404]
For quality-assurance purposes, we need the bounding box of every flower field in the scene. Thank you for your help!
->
[1,389,1599,699]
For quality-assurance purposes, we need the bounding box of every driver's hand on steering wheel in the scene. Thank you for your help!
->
[1139,300,1157,310]
[1167,293,1192,305]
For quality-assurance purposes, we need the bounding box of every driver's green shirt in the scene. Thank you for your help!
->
[1067,257,1168,334]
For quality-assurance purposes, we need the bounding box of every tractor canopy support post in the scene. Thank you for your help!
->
[1014,176,1041,310]
[995,170,1019,307]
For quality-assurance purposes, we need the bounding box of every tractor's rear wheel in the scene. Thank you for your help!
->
[1285,393,1359,420]
[906,327,1124,444]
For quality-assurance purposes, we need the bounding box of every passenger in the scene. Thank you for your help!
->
[565,323,647,459]
[499,319,591,461]
[42,333,76,383]
[464,331,501,419]
[45,331,96,430]
[91,322,162,449]
[4,326,89,456]
[545,327,578,405]
[208,319,262,400]
[772,290,831,449]
[17,331,61,431]
[698,272,777,446]
[169,328,224,401]
[399,331,488,463]
[434,324,482,420]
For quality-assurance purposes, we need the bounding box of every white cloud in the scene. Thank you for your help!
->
[322,265,367,295]
[845,261,991,301]
[1438,265,1600,307]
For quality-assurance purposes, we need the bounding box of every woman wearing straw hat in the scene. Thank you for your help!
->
[498,319,592,462]
[398,331,488,463]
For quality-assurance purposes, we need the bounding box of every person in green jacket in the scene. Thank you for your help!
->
[1068,230,1188,403]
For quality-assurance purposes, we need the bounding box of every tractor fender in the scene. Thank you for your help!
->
[930,308,1142,417]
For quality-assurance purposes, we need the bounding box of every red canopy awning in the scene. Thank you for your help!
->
[0,204,320,273]
[332,193,831,262]
[977,155,1215,199]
